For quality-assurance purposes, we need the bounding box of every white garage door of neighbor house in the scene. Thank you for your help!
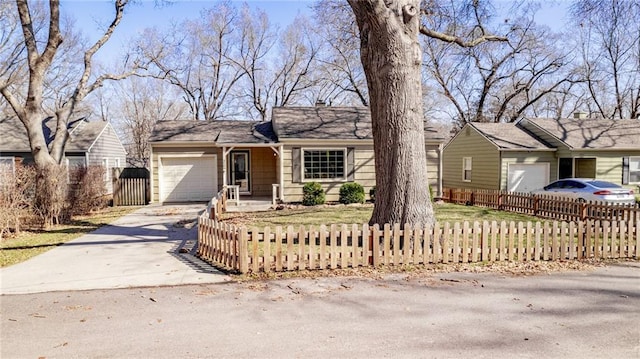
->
[507,163,549,193]
[160,156,217,202]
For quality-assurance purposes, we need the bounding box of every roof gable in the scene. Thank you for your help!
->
[523,118,640,150]
[470,122,553,150]
[66,120,108,152]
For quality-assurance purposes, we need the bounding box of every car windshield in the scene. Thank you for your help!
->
[586,180,620,188]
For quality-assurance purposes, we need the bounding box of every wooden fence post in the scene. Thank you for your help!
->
[372,224,380,266]
[239,226,249,273]
[580,202,588,221]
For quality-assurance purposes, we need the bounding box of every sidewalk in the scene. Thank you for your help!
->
[0,204,230,295]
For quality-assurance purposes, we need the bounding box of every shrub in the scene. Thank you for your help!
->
[68,165,108,216]
[33,163,68,227]
[0,165,36,238]
[302,182,325,206]
[339,182,365,204]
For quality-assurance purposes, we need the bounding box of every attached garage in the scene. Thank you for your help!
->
[159,155,217,202]
[507,163,549,193]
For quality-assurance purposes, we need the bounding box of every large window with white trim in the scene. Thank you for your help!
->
[303,149,345,180]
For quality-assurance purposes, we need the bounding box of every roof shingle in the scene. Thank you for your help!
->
[471,122,552,150]
[526,118,640,150]
[149,120,276,144]
[0,117,107,153]
[271,106,448,141]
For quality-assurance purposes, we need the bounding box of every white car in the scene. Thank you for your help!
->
[533,178,636,205]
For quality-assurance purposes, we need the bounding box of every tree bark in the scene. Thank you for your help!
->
[348,0,434,227]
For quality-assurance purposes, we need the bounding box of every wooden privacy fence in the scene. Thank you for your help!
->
[198,219,639,274]
[113,178,147,206]
[442,188,639,223]
[112,168,149,206]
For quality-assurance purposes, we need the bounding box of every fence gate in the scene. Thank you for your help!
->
[112,167,150,206]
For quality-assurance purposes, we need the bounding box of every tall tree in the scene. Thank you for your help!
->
[312,0,369,106]
[234,6,320,121]
[347,0,505,226]
[422,2,573,125]
[570,0,640,119]
[111,77,188,167]
[137,2,245,121]
[0,0,136,225]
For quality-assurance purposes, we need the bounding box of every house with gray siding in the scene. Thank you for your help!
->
[0,116,127,193]
[443,115,640,193]
[149,106,447,204]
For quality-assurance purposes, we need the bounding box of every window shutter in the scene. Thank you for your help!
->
[347,147,355,181]
[292,147,301,183]
[622,157,629,185]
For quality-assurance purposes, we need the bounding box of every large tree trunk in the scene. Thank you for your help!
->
[348,0,434,227]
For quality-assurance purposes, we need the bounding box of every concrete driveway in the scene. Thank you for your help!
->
[0,204,230,295]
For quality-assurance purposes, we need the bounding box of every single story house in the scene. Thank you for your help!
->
[442,115,640,192]
[149,106,447,204]
[0,116,127,193]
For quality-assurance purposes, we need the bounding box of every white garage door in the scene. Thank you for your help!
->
[507,163,549,193]
[160,156,217,202]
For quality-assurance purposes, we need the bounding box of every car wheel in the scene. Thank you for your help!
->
[577,198,586,203]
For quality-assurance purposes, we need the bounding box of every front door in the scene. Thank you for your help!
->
[230,150,251,194]
[559,158,573,179]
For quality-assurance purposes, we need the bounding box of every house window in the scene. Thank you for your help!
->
[629,157,640,184]
[0,157,15,173]
[462,157,472,182]
[0,157,15,186]
[66,156,86,184]
[303,149,345,180]
[67,157,86,169]
[102,158,110,182]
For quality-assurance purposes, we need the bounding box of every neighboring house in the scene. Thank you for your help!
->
[149,106,447,204]
[443,115,640,192]
[0,116,127,193]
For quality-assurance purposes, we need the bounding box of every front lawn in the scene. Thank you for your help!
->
[220,203,542,229]
[0,206,140,267]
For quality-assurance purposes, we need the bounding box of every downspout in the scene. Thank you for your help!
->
[279,144,285,202]
[438,143,444,199]
[498,150,503,190]
[149,146,154,202]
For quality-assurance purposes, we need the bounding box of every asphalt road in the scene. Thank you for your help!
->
[1,262,639,358]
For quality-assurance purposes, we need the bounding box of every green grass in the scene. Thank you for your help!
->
[0,206,140,267]
[221,203,542,229]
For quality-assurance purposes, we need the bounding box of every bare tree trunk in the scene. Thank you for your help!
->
[348,0,434,227]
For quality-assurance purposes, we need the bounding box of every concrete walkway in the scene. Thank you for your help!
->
[0,204,230,295]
